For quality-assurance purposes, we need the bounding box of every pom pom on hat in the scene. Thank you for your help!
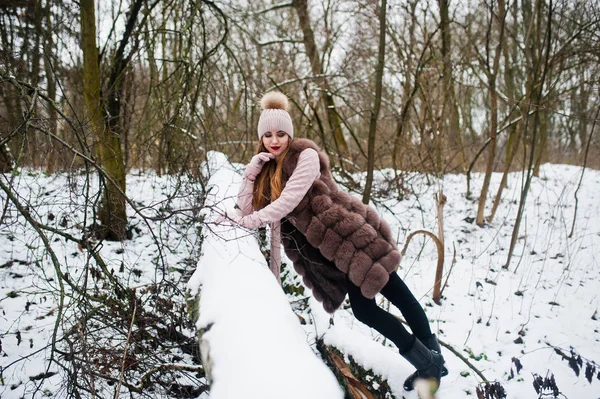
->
[261,91,289,111]
[257,91,294,139]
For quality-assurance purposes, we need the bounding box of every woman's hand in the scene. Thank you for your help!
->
[214,209,241,225]
[244,152,274,181]
[237,213,263,229]
[214,209,264,229]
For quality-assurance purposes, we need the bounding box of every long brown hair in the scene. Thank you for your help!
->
[252,139,291,210]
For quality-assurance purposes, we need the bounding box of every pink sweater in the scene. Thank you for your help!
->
[237,149,321,283]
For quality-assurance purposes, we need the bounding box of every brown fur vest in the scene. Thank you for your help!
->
[280,139,401,313]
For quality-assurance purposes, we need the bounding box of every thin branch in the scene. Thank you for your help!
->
[114,289,137,398]
[438,337,489,382]
[0,175,66,369]
[439,242,457,298]
[400,229,444,304]
[258,38,302,46]
[569,100,599,238]
[252,1,294,16]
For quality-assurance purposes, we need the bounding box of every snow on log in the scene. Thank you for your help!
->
[187,151,343,399]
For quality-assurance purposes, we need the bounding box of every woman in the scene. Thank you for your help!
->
[227,91,446,392]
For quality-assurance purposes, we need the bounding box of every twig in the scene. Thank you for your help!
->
[88,364,205,393]
[0,174,129,298]
[437,338,489,382]
[569,100,599,238]
[1,74,169,274]
[0,175,66,369]
[434,190,447,303]
[114,289,137,398]
[439,242,457,298]
[400,229,444,304]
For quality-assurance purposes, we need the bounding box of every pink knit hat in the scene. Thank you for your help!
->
[257,91,294,139]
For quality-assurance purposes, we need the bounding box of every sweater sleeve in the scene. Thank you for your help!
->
[236,174,255,216]
[255,148,320,224]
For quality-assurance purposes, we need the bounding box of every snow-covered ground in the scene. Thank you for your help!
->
[2,152,600,398]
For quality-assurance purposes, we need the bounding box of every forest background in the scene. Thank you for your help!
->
[1,0,599,230]
[0,0,599,397]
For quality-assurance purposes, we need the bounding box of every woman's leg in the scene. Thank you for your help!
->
[346,274,444,392]
[378,272,448,389]
[346,279,415,352]
[379,271,432,340]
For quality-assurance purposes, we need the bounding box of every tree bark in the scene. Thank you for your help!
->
[0,143,13,172]
[533,107,547,176]
[80,0,127,240]
[487,121,523,223]
[362,0,387,204]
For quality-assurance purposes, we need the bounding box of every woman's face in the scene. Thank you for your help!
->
[262,130,290,159]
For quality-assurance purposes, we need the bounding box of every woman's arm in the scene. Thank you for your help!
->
[236,152,275,216]
[239,148,321,227]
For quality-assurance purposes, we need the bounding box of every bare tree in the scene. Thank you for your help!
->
[80,0,127,240]
[293,0,349,157]
[505,0,554,269]
[475,0,507,227]
[438,0,466,173]
[362,0,387,204]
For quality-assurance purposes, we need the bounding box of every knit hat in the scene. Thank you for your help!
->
[257,91,294,139]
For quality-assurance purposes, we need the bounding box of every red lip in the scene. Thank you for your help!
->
[271,146,281,150]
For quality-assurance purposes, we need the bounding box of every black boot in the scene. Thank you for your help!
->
[402,335,446,392]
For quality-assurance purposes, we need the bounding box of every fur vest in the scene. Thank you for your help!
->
[280,139,401,312]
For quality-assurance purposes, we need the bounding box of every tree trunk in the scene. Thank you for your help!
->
[486,0,521,223]
[80,0,104,155]
[43,0,58,173]
[362,0,387,204]
[433,191,446,304]
[390,0,417,178]
[502,0,519,183]
[476,87,498,227]
[577,65,589,154]
[505,0,553,269]
[533,108,547,175]
[476,0,506,227]
[30,0,43,168]
[293,0,348,157]
[439,0,466,173]
[487,121,523,223]
[0,144,13,172]
[80,0,127,240]
[569,62,587,154]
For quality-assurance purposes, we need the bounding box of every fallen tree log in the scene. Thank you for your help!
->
[316,339,394,399]
[186,152,343,399]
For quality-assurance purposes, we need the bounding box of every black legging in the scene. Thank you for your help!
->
[346,272,432,353]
